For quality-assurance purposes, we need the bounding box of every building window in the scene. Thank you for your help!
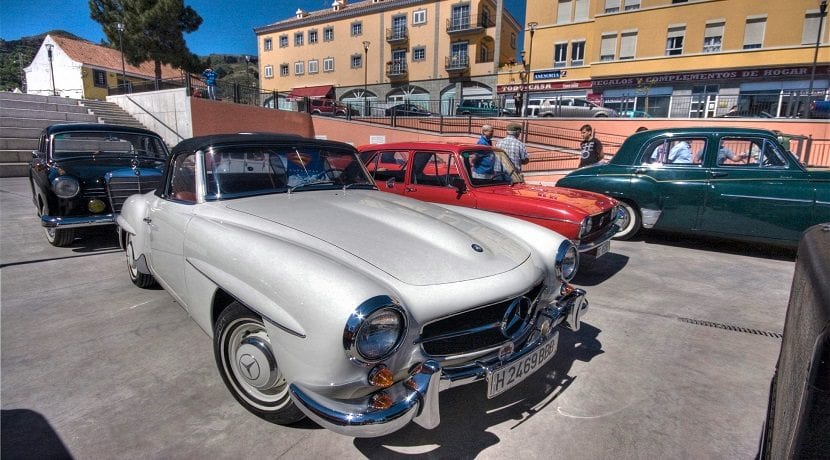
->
[323,58,334,72]
[619,31,637,60]
[324,27,334,41]
[308,30,318,44]
[351,54,363,69]
[600,33,617,61]
[624,0,640,11]
[574,0,589,21]
[93,69,107,88]
[510,33,517,48]
[264,65,273,78]
[294,32,303,46]
[294,61,304,75]
[279,35,288,48]
[413,46,426,61]
[413,9,427,25]
[604,0,619,14]
[280,64,289,77]
[570,41,585,66]
[554,43,568,67]
[743,17,766,49]
[557,0,572,24]
[264,38,273,51]
[351,21,363,36]
[672,0,688,3]
[308,60,319,74]
[803,10,826,44]
[666,26,685,55]
[703,21,724,53]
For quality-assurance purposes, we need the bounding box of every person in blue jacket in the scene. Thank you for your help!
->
[202,67,217,100]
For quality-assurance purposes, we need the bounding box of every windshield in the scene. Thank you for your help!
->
[204,144,374,199]
[460,148,523,186]
[52,131,168,161]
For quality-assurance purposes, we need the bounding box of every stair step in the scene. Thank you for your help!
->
[0,99,89,114]
[0,138,39,150]
[0,108,98,123]
[0,163,30,178]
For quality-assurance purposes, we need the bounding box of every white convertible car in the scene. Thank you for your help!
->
[117,133,588,437]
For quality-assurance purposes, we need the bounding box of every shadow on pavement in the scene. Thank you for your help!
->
[639,230,797,262]
[352,323,604,458]
[1,409,73,459]
[574,252,629,286]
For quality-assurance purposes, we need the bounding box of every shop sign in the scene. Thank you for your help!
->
[533,70,565,80]
[592,65,829,89]
[497,80,592,94]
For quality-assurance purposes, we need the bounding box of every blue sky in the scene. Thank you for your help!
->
[1,0,526,56]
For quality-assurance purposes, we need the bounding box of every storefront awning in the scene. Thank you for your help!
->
[289,85,334,99]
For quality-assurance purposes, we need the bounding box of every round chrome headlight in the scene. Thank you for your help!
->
[52,176,80,198]
[555,240,579,282]
[344,297,407,364]
[580,216,593,238]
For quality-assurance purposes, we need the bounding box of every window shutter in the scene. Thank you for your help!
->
[705,21,724,38]
[574,0,589,20]
[600,34,617,58]
[802,11,825,44]
[620,32,637,59]
[557,0,572,24]
[605,0,620,10]
[743,17,766,47]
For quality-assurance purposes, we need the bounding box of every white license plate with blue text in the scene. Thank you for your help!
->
[486,331,558,399]
[594,240,610,258]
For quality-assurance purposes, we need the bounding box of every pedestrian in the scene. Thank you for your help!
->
[202,67,217,100]
[578,124,604,167]
[477,124,494,145]
[497,122,529,172]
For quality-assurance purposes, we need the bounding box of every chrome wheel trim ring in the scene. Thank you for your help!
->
[221,318,289,409]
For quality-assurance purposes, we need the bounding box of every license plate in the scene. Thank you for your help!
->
[593,240,610,258]
[486,331,559,399]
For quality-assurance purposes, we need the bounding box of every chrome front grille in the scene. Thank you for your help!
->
[419,282,544,356]
[106,174,162,213]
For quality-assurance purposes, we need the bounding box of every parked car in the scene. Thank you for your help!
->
[619,110,651,118]
[29,123,169,247]
[385,102,432,117]
[358,142,620,277]
[455,99,515,117]
[557,127,830,244]
[717,110,774,118]
[117,133,589,437]
[309,98,354,117]
[538,98,617,118]
[809,100,830,119]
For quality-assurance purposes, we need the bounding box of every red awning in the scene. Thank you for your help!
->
[289,85,334,99]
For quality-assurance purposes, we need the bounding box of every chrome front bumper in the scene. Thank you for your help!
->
[577,223,620,253]
[41,214,115,228]
[290,287,587,438]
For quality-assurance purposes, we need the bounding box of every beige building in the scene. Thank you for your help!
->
[509,0,829,117]
[254,0,521,114]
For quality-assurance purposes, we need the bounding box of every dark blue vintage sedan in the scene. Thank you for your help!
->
[29,123,169,246]
[557,127,830,246]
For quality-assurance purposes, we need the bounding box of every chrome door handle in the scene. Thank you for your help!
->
[143,217,152,223]
[710,171,728,178]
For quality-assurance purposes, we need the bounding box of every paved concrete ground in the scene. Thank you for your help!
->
[1,176,795,459]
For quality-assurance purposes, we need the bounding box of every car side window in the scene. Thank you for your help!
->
[644,138,704,165]
[170,152,197,203]
[365,150,409,183]
[716,138,787,168]
[412,151,459,187]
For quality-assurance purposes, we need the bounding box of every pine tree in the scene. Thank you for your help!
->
[89,0,203,83]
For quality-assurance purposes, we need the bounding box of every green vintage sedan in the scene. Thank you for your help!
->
[557,127,830,245]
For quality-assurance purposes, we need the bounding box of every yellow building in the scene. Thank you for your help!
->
[510,0,829,117]
[254,0,521,114]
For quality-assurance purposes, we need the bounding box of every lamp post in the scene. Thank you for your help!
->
[363,40,370,115]
[45,43,56,96]
[523,22,538,116]
[116,22,127,93]
[805,0,828,117]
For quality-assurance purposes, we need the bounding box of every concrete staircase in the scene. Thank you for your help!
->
[0,93,145,177]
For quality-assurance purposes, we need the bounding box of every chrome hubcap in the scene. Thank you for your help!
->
[234,335,279,390]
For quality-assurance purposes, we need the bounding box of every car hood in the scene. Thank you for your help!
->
[221,190,531,286]
[477,182,616,216]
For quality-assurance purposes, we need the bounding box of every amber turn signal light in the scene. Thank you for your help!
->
[370,391,394,410]
[368,364,394,388]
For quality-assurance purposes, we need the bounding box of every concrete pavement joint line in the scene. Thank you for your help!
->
[678,317,783,338]
[0,250,123,269]
[129,300,154,310]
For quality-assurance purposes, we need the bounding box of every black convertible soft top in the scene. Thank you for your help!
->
[170,132,356,156]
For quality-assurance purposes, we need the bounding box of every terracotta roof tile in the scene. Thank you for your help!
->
[51,35,181,80]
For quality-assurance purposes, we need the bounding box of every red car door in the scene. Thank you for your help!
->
[363,149,409,196]
[405,150,477,208]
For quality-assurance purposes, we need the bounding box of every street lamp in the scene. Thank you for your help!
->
[116,22,127,93]
[45,43,56,96]
[805,0,828,117]
[523,22,538,116]
[363,40,370,115]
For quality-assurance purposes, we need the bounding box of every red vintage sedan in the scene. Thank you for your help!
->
[358,142,620,278]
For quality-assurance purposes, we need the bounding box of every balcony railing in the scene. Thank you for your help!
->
[445,55,470,72]
[446,14,495,34]
[475,52,495,64]
[386,61,408,79]
[386,27,408,43]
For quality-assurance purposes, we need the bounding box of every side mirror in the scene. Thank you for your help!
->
[32,150,41,160]
[450,176,467,193]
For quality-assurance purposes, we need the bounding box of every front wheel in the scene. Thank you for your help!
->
[613,201,642,240]
[45,227,75,247]
[214,302,305,425]
[126,233,157,288]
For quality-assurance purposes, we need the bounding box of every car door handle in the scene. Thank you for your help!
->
[710,171,728,178]
[405,187,416,192]
[634,167,647,174]
[143,217,152,224]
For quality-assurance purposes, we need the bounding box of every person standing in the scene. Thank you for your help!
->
[578,124,604,167]
[477,124,494,145]
[497,123,529,172]
[202,67,217,100]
